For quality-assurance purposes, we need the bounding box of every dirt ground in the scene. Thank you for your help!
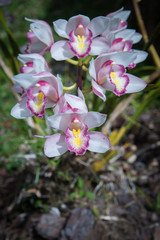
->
[0,109,160,240]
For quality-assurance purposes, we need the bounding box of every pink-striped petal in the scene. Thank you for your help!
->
[25,18,54,47]
[92,79,106,101]
[64,93,88,113]
[66,14,90,35]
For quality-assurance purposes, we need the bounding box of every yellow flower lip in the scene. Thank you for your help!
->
[73,128,80,138]
[110,72,120,87]
[77,35,85,49]
[38,92,44,101]
[110,72,117,80]
[73,129,82,148]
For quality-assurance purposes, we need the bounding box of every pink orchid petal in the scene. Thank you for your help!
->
[18,53,49,73]
[13,73,37,89]
[92,79,106,101]
[47,113,76,132]
[84,111,107,129]
[26,19,53,46]
[115,29,134,40]
[25,41,49,55]
[56,74,63,99]
[123,40,133,51]
[110,38,125,52]
[51,40,74,60]
[66,14,90,35]
[90,37,110,55]
[53,19,68,38]
[53,96,65,114]
[88,131,110,153]
[108,8,131,22]
[77,88,85,101]
[11,97,31,119]
[133,50,148,64]
[132,32,142,44]
[64,93,88,113]
[44,133,68,157]
[89,59,96,80]
[96,51,137,68]
[125,73,147,93]
[47,111,107,132]
[88,16,109,37]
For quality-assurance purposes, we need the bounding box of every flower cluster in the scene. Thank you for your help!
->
[11,8,148,157]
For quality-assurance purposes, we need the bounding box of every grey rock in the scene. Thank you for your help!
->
[36,212,65,240]
[62,207,95,240]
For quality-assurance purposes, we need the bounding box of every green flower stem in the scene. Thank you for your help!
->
[82,86,92,94]
[83,55,93,65]
[77,59,83,91]
[63,83,77,91]
[65,58,78,65]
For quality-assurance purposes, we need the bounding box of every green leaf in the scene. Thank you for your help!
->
[79,189,85,197]
[0,8,20,55]
[0,8,20,73]
[156,192,160,210]
[0,38,18,75]
[85,191,96,199]
[77,177,84,188]
[69,192,76,199]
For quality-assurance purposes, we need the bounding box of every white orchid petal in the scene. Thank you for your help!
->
[88,16,109,37]
[53,19,68,38]
[13,73,37,89]
[84,111,107,129]
[11,97,31,119]
[125,73,147,93]
[51,40,74,60]
[88,131,110,153]
[90,37,110,55]
[44,133,68,157]
[89,58,97,80]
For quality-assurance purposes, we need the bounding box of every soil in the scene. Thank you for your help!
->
[0,109,160,240]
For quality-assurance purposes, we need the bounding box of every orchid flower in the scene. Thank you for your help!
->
[54,89,88,114]
[13,53,49,92]
[102,7,131,38]
[89,52,147,101]
[51,14,110,60]
[106,29,147,69]
[18,53,49,74]
[43,111,110,157]
[11,72,63,119]
[22,18,54,55]
[109,29,142,53]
